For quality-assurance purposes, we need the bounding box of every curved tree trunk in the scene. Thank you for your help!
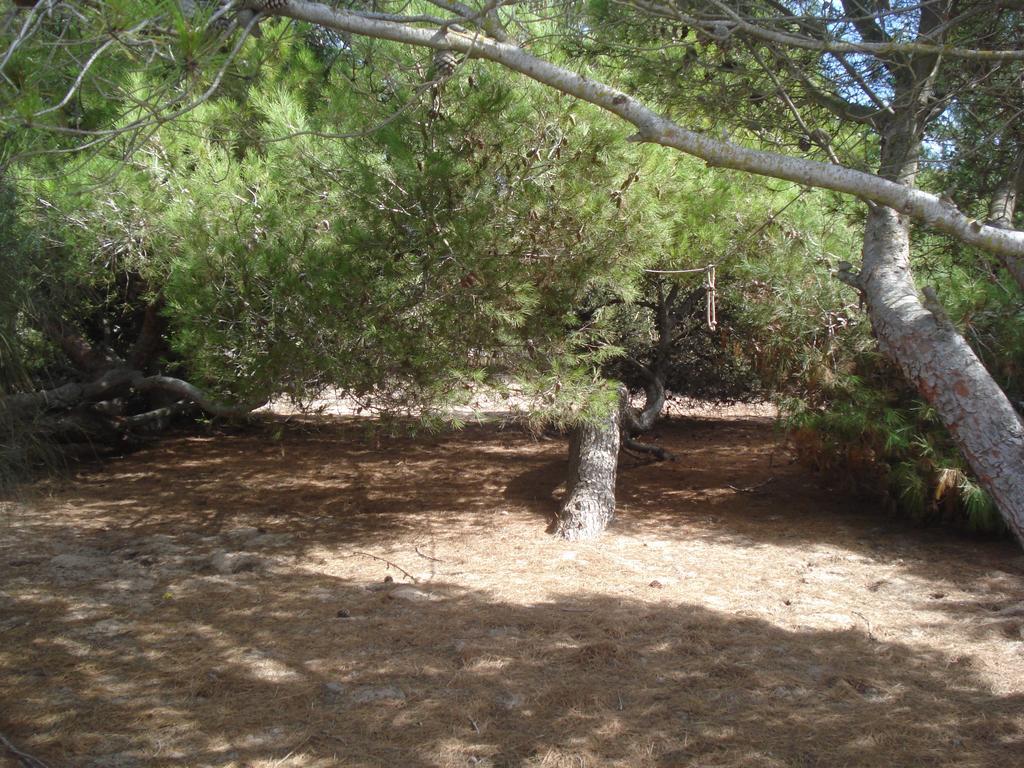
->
[555,389,623,541]
[621,372,671,461]
[620,281,705,461]
[555,281,702,540]
[858,204,1024,545]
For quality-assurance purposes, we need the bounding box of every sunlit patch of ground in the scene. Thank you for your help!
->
[1,409,1023,767]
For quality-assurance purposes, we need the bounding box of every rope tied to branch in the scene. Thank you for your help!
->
[705,263,717,330]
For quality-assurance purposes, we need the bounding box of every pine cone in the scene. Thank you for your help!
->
[433,49,459,78]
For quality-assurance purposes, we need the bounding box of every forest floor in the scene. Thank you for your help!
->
[2,405,1024,768]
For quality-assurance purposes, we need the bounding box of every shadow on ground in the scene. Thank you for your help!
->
[2,569,1022,768]
[2,415,1023,767]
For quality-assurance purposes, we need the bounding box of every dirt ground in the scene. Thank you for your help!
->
[2,407,1023,768]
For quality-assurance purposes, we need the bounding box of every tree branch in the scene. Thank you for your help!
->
[2,370,259,420]
[272,1,1024,261]
[2,367,136,413]
[130,374,262,418]
[631,0,1024,61]
[41,321,123,374]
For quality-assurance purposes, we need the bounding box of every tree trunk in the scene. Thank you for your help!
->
[858,204,1024,545]
[989,175,1019,229]
[619,282,703,461]
[555,389,623,541]
[987,157,1024,288]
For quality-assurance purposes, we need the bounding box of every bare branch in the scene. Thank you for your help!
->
[131,374,263,418]
[422,0,513,43]
[629,0,1024,61]
[2,369,259,420]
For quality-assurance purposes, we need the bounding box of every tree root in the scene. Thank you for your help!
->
[622,435,674,461]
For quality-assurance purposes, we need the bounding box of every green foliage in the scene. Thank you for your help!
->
[782,337,1010,536]
[568,4,1018,536]
[6,27,661,425]
[0,2,1018,541]
[600,174,862,402]
[0,183,65,491]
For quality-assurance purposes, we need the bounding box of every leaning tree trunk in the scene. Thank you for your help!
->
[834,62,1024,546]
[555,389,623,541]
[857,205,1024,545]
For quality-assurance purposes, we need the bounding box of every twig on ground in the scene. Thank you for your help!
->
[726,477,777,493]
[352,551,417,582]
[271,747,297,767]
[468,717,480,733]
[0,733,52,768]
[852,611,876,641]
[414,545,445,563]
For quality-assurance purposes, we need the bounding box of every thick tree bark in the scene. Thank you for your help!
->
[820,36,1024,544]
[989,172,1019,229]
[555,389,623,541]
[856,205,1024,545]
[834,54,1024,545]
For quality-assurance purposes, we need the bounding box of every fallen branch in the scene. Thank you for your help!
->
[726,477,777,493]
[352,551,417,582]
[121,400,193,433]
[130,374,262,418]
[2,369,260,422]
[414,545,445,563]
[1,367,135,413]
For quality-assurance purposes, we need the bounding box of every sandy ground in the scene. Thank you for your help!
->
[1,409,1023,767]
